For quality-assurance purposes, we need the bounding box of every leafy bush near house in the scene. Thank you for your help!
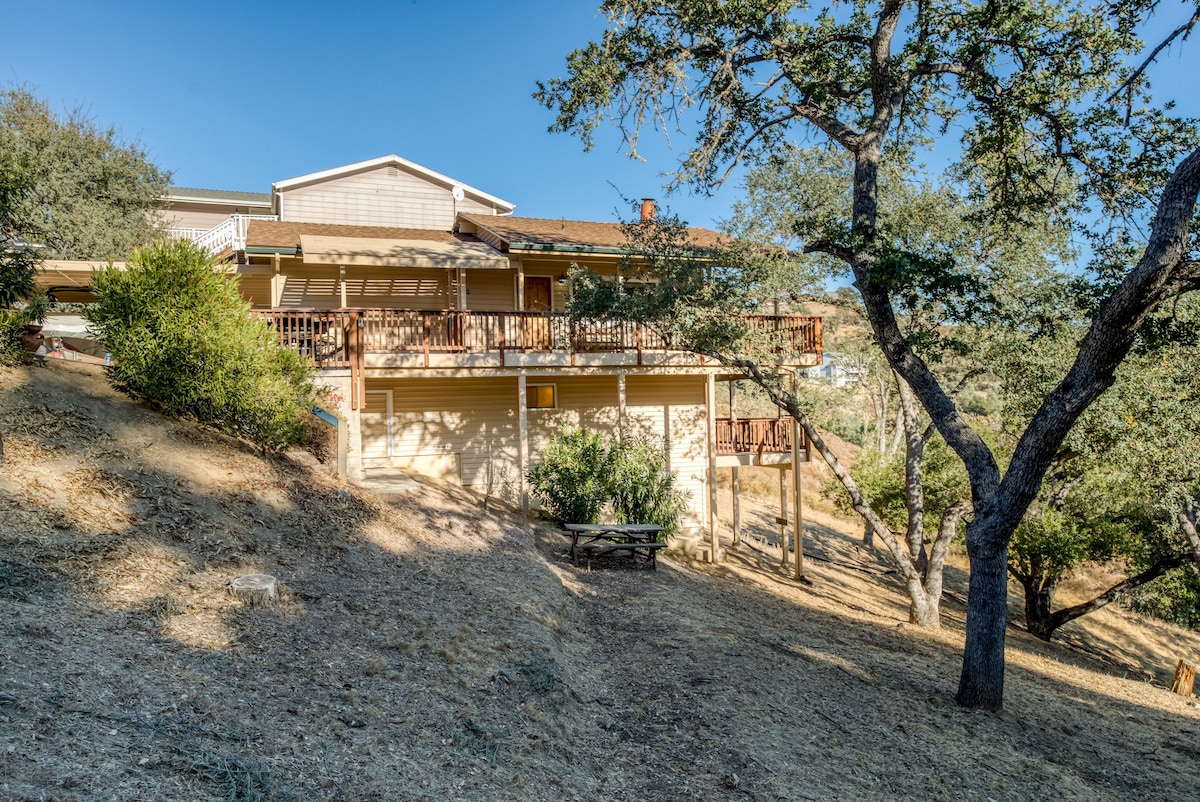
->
[526,426,611,525]
[527,426,690,537]
[607,434,690,535]
[86,239,317,450]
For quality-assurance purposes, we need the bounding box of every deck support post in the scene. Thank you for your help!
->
[791,372,805,582]
[732,466,741,546]
[706,373,720,563]
[617,372,627,432]
[518,373,529,515]
[779,470,789,569]
[270,254,282,307]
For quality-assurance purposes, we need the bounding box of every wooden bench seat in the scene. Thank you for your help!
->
[576,540,667,570]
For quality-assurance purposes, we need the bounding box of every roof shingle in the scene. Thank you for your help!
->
[245,221,479,250]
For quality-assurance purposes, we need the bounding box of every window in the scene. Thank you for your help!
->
[527,384,557,410]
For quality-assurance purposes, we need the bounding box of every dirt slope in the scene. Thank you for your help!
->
[2,362,1199,802]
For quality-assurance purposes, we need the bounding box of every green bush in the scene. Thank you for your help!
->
[526,426,690,537]
[526,426,611,525]
[86,239,317,450]
[1,156,48,366]
[1122,566,1200,630]
[608,434,690,537]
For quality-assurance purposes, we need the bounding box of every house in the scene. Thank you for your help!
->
[806,351,864,388]
[40,155,822,559]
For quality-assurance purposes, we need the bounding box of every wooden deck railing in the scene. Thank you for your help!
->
[251,308,822,368]
[715,418,803,455]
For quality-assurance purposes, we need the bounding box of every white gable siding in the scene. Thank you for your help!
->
[279,165,501,228]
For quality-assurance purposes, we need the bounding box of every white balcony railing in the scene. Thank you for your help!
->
[165,214,278,255]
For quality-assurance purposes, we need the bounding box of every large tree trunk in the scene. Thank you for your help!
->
[1021,576,1057,641]
[956,517,1009,711]
[896,375,930,576]
[1179,503,1200,571]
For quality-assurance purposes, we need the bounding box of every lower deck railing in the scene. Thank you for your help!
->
[715,417,802,455]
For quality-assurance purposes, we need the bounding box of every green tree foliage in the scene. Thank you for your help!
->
[527,426,689,537]
[539,0,1200,709]
[0,155,49,365]
[85,239,317,451]
[978,298,1200,636]
[0,86,169,260]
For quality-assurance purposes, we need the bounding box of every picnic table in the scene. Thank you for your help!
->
[563,523,666,570]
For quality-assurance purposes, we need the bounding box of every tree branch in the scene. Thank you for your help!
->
[802,240,855,263]
[1104,8,1200,105]
[1044,552,1192,637]
[998,145,1200,534]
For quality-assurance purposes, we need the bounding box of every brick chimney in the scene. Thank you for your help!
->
[640,197,656,222]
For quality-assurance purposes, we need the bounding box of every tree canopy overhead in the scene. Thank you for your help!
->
[538,0,1200,710]
[0,86,170,261]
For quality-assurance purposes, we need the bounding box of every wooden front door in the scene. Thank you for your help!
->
[523,277,553,349]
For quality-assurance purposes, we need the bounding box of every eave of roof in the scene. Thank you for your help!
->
[165,187,272,205]
[244,220,492,259]
[272,155,516,213]
[458,213,727,255]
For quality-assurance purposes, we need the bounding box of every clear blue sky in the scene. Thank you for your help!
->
[6,1,1198,232]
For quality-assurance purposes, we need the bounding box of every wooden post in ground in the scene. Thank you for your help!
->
[1171,659,1196,696]
[791,371,804,582]
[778,469,788,570]
[518,374,529,515]
[706,373,720,563]
[732,466,741,546]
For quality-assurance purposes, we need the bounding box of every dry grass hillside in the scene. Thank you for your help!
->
[2,362,1199,802]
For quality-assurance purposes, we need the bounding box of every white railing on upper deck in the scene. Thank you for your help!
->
[165,214,278,255]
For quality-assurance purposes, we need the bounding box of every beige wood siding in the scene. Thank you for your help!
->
[279,165,499,229]
[343,267,449,309]
[624,375,709,528]
[361,373,710,525]
[278,265,340,308]
[274,265,451,309]
[237,274,272,306]
[526,376,621,455]
[464,270,516,311]
[368,377,520,498]
[163,201,270,230]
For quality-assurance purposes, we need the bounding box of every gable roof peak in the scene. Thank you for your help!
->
[272,155,515,212]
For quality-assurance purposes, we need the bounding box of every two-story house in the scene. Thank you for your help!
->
[41,154,822,559]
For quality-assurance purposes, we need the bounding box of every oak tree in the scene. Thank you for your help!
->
[538,0,1200,709]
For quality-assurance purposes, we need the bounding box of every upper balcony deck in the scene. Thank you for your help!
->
[251,308,822,370]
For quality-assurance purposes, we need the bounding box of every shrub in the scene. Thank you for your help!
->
[1122,566,1200,630]
[1,157,49,366]
[526,426,611,524]
[86,239,317,450]
[608,434,690,537]
[526,426,690,537]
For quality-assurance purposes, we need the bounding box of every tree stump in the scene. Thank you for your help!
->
[1171,659,1196,697]
[227,574,278,606]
